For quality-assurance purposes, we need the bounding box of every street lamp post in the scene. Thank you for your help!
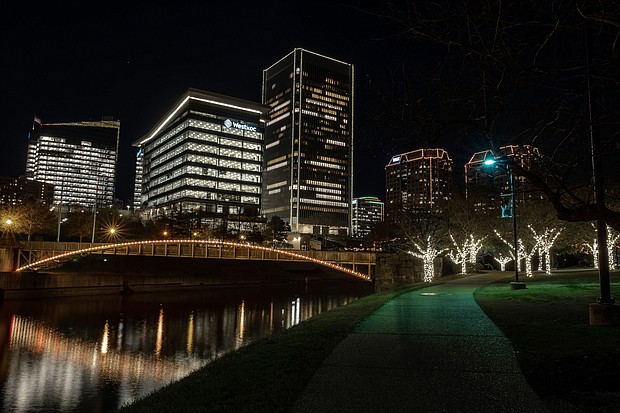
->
[484,156,526,290]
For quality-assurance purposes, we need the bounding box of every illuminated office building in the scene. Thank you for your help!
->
[0,176,55,206]
[262,48,353,236]
[465,145,543,216]
[133,148,143,211]
[352,196,384,239]
[133,88,268,226]
[385,148,453,221]
[25,117,120,207]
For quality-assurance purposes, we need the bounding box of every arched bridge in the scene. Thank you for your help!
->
[15,240,374,281]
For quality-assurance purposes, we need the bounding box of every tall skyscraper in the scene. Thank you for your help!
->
[133,88,268,230]
[352,196,384,239]
[25,117,120,207]
[262,48,354,236]
[385,148,453,221]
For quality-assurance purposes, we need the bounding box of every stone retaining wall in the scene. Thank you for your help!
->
[374,252,443,291]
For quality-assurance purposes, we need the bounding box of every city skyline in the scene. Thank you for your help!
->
[3,2,618,212]
[1,2,412,205]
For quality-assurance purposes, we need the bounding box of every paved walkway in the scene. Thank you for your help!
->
[293,273,549,412]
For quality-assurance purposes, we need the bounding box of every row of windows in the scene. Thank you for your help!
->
[150,121,189,152]
[149,178,260,197]
[304,179,343,189]
[34,141,115,159]
[315,193,344,201]
[300,185,344,195]
[36,141,115,157]
[149,162,261,186]
[150,189,260,206]
[306,96,344,112]
[150,141,262,170]
[300,197,348,208]
[186,155,261,175]
[305,160,345,170]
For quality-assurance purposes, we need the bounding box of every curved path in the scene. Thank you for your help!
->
[293,272,549,412]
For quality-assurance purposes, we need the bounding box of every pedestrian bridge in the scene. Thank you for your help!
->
[15,240,374,281]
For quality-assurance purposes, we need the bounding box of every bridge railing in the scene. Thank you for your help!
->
[15,240,375,280]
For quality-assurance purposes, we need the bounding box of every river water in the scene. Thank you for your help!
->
[0,281,373,412]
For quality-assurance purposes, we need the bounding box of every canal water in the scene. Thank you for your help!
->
[0,281,373,412]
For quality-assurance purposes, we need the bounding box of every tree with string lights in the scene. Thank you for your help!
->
[529,225,563,275]
[494,253,512,271]
[408,235,448,282]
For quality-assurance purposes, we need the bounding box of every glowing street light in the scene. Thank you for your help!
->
[484,154,526,290]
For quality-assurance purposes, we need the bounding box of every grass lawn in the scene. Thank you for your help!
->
[474,270,620,413]
[118,283,429,413]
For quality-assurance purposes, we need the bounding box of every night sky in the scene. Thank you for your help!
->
[7,2,611,206]
[1,1,437,205]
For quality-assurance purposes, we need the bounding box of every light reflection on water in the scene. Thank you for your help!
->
[0,282,372,412]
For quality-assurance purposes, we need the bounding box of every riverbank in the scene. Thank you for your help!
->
[0,255,365,299]
[119,270,619,413]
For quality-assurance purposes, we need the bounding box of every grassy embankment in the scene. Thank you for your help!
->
[474,270,620,413]
[119,270,619,413]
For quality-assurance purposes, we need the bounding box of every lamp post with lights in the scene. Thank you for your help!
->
[484,155,526,290]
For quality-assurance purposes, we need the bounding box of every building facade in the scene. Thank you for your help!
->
[465,145,543,217]
[261,48,354,236]
[385,148,453,221]
[133,148,143,211]
[133,88,268,229]
[352,196,384,238]
[25,117,119,207]
[0,176,55,206]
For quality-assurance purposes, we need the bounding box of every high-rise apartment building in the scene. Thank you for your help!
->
[25,117,120,207]
[133,88,268,228]
[262,48,354,236]
[352,196,384,239]
[465,145,543,216]
[385,148,453,221]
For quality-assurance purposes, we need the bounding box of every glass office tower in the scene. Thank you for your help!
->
[352,196,384,239]
[134,88,268,224]
[25,117,120,207]
[262,48,354,236]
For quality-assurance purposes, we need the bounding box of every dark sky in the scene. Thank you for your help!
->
[2,1,422,204]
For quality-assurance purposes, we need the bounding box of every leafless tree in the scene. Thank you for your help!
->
[370,0,620,230]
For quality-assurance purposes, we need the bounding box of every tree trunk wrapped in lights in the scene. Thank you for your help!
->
[447,234,486,275]
[467,235,485,267]
[447,233,468,274]
[529,225,562,275]
[582,225,619,270]
[493,229,517,267]
[518,239,537,277]
[605,226,619,269]
[494,254,512,271]
[583,240,599,269]
[408,235,447,282]
[495,229,536,277]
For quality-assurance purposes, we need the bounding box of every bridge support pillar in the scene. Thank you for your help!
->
[0,247,15,272]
